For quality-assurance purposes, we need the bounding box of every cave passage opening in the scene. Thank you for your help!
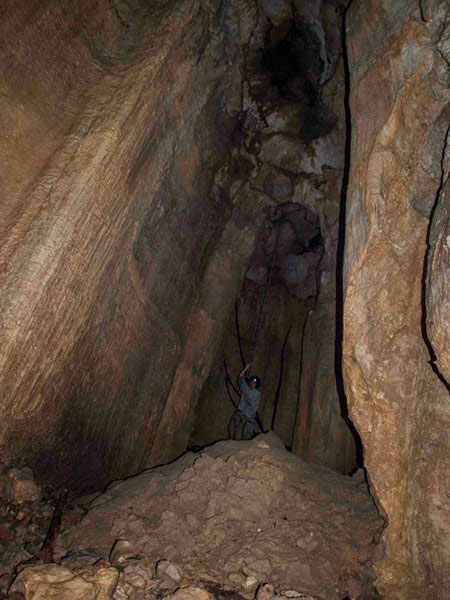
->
[190,0,360,477]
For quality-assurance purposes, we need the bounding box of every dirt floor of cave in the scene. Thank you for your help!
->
[40,433,384,600]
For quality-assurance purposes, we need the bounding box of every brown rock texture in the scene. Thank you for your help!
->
[0,0,356,494]
[426,131,450,383]
[58,434,383,600]
[190,0,356,475]
[0,0,261,493]
[344,1,450,597]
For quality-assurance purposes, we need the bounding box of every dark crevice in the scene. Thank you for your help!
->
[420,125,450,392]
[271,324,291,430]
[223,358,239,409]
[419,0,427,22]
[335,0,364,468]
[291,309,311,450]
[261,23,336,141]
[234,300,246,368]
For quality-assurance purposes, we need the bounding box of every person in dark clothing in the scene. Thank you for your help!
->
[228,363,261,440]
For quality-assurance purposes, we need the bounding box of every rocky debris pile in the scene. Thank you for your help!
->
[44,434,383,600]
[0,464,54,597]
[9,557,323,600]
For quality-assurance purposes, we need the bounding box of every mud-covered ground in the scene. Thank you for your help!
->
[6,434,383,599]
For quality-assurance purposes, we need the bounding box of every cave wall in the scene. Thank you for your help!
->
[191,0,356,475]
[344,1,450,597]
[0,0,262,493]
[0,0,356,493]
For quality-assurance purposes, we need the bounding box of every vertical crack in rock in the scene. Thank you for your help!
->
[419,0,429,22]
[334,0,363,466]
[421,125,450,391]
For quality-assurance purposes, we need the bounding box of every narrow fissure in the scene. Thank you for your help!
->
[420,124,450,392]
[334,0,364,466]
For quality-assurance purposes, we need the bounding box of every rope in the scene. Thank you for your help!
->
[248,204,286,366]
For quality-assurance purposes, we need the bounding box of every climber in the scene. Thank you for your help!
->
[228,363,261,440]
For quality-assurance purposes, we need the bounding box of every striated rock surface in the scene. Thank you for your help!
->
[0,0,357,494]
[0,0,262,493]
[344,1,450,598]
[57,434,383,600]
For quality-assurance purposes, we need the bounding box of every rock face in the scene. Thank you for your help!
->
[57,434,383,600]
[190,0,357,475]
[426,130,450,383]
[344,1,450,598]
[0,0,356,492]
[0,0,262,492]
[1,1,448,597]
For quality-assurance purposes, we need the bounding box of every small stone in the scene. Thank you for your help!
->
[256,583,275,600]
[7,468,40,504]
[156,559,182,582]
[168,587,214,600]
[8,467,34,481]
[112,576,136,600]
[77,565,120,598]
[0,523,14,541]
[243,559,271,578]
[10,563,118,600]
[296,534,319,551]
[243,575,258,591]
[185,513,199,531]
[123,571,146,589]
[122,557,154,591]
[282,595,317,600]
[0,476,13,501]
[228,572,245,586]
[109,539,140,565]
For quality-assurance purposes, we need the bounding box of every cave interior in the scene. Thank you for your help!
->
[0,0,449,599]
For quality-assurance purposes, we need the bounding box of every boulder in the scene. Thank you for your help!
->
[10,563,119,600]
[7,468,40,504]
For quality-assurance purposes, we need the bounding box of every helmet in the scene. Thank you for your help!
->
[249,375,260,389]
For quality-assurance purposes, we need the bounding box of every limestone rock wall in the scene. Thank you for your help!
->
[191,0,356,475]
[0,0,259,493]
[344,1,450,597]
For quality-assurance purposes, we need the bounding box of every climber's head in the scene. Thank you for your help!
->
[249,375,260,389]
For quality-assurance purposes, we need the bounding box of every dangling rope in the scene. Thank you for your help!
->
[248,204,286,366]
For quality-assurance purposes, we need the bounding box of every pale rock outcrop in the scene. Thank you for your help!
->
[7,468,41,504]
[168,588,214,600]
[425,131,450,382]
[10,563,118,600]
[344,1,450,597]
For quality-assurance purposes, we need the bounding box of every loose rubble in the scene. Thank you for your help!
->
[0,464,53,598]
[2,434,383,599]
[55,434,382,599]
